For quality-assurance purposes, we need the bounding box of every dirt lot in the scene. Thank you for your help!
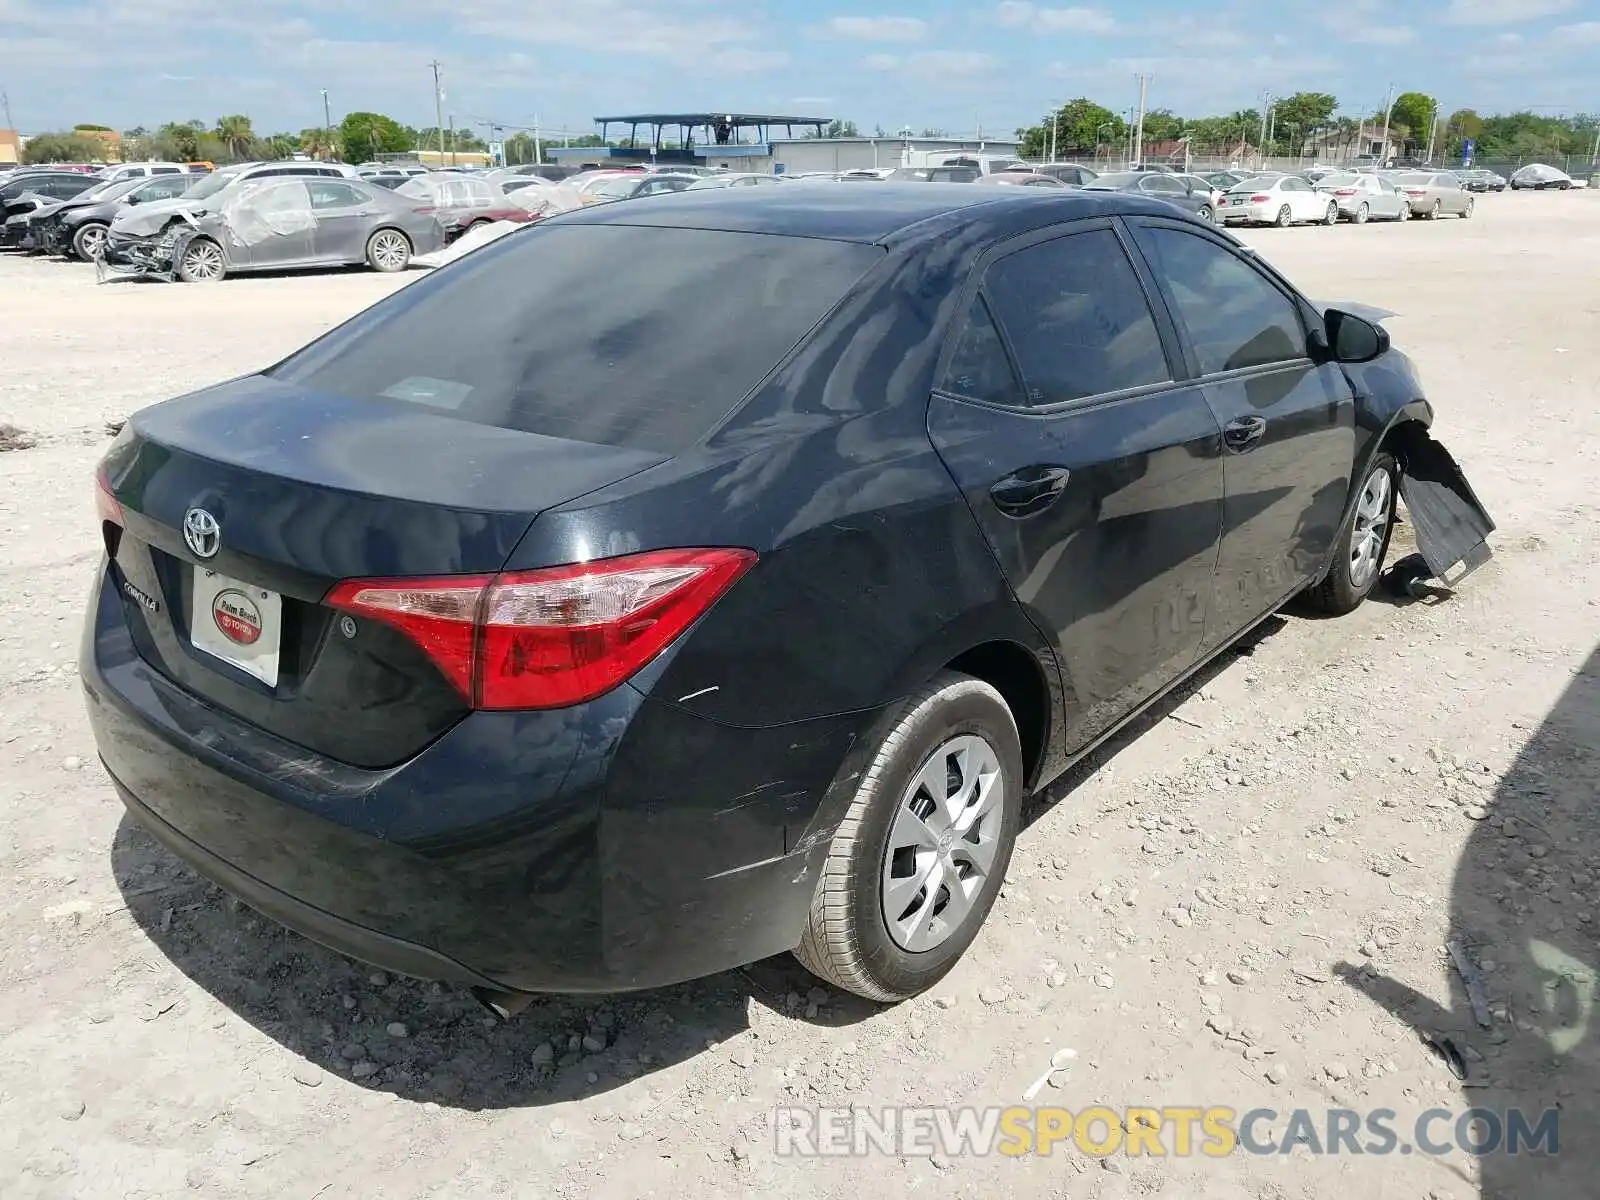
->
[2,195,1597,1200]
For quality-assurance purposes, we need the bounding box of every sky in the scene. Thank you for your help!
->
[1,0,1596,141]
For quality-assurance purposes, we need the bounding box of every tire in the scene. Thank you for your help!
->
[1196,204,1213,223]
[1354,203,1369,225]
[1274,204,1292,228]
[175,237,225,283]
[1323,201,1338,226]
[365,228,411,273]
[793,672,1023,1002]
[72,222,109,262]
[1461,198,1474,219]
[1398,203,1410,222]
[1302,452,1399,615]
[1426,201,1441,220]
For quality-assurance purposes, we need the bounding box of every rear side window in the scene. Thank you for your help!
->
[940,297,1024,406]
[1132,226,1307,374]
[983,229,1170,404]
[267,225,882,453]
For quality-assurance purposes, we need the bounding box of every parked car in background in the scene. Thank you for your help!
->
[1028,163,1099,186]
[84,185,1480,1009]
[1083,171,1219,222]
[13,175,144,252]
[907,151,1028,176]
[500,163,583,181]
[98,162,199,184]
[107,176,446,281]
[1509,163,1573,190]
[42,173,199,259]
[838,168,896,181]
[1457,169,1507,192]
[1173,172,1226,211]
[395,173,538,239]
[1391,172,1475,218]
[975,171,1067,189]
[685,173,783,190]
[1313,172,1410,223]
[1204,170,1254,191]
[1,170,103,245]
[581,173,702,203]
[878,166,980,183]
[1219,175,1338,227]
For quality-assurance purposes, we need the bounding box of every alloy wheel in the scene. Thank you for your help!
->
[1348,466,1393,591]
[880,734,1004,953]
[79,226,107,260]
[371,231,408,270]
[182,241,224,281]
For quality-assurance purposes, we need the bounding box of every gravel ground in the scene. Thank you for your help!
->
[1,194,1598,1200]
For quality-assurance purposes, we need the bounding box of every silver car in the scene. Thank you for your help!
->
[1391,171,1475,219]
[105,177,445,282]
[1314,172,1410,223]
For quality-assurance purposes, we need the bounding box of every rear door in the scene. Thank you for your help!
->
[927,221,1226,750]
[306,179,377,262]
[1126,218,1354,649]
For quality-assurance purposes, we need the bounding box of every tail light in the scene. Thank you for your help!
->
[327,547,758,710]
[1334,188,1357,196]
[1406,189,1425,196]
[94,463,123,526]
[1250,194,1271,203]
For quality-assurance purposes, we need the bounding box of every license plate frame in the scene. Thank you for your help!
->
[189,568,283,688]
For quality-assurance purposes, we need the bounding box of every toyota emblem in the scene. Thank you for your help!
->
[183,507,221,559]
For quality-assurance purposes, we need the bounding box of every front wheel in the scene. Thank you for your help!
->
[1302,452,1398,615]
[1354,203,1369,224]
[794,672,1023,1001]
[1323,201,1338,225]
[72,222,109,261]
[1274,204,1292,228]
[1196,204,1213,223]
[1427,201,1441,220]
[175,237,225,283]
[365,228,411,273]
[1461,198,1474,219]
[1398,203,1410,222]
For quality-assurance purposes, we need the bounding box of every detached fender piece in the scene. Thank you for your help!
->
[1385,423,1496,588]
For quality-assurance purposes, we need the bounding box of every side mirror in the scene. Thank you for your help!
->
[1322,308,1389,364]
[125,193,140,205]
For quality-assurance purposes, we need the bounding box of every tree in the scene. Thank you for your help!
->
[299,127,340,161]
[22,132,103,164]
[339,111,409,163]
[1139,108,1183,143]
[154,120,206,160]
[73,123,113,133]
[1017,97,1123,159]
[504,132,539,164]
[413,126,488,153]
[214,114,256,161]
[260,132,300,159]
[1389,92,1436,146]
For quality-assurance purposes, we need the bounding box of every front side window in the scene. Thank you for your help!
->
[983,229,1171,404]
[1132,226,1307,375]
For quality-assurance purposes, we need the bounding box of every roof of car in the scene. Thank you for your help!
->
[547,182,1191,245]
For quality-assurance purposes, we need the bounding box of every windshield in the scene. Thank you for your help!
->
[182,171,240,200]
[1227,179,1270,193]
[1085,172,1139,188]
[1395,173,1432,185]
[267,226,883,453]
[1316,173,1359,187]
[76,177,143,203]
[589,177,642,199]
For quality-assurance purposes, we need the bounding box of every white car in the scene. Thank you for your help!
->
[1220,175,1339,227]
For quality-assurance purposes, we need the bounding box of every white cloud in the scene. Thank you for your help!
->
[910,50,1001,73]
[1446,0,1574,25]
[862,53,902,70]
[996,1,1116,34]
[1554,20,1600,41]
[1343,25,1418,45]
[824,15,929,40]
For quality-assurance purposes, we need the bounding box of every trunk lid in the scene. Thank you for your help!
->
[100,375,667,767]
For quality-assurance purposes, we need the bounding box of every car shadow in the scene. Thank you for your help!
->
[1336,645,1599,1197]
[111,816,878,1112]
[1024,613,1290,828]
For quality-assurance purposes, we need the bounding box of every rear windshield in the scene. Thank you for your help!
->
[266,224,882,453]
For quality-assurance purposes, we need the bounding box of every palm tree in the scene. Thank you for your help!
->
[214,114,255,162]
[299,127,339,162]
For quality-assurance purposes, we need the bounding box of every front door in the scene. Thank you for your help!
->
[230,179,317,268]
[1126,219,1355,648]
[927,222,1226,752]
[306,179,378,264]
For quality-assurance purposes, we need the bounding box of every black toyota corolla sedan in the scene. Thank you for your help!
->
[83,186,1491,1010]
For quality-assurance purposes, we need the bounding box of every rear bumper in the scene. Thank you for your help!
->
[82,562,869,993]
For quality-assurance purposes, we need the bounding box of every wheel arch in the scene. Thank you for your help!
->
[945,639,1052,791]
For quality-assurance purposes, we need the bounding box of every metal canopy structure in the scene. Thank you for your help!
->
[594,112,832,152]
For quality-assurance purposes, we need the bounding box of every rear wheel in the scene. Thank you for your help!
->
[1354,202,1369,224]
[1323,201,1338,225]
[1461,198,1474,219]
[1196,204,1213,223]
[794,672,1022,1001]
[72,222,108,261]
[365,229,411,273]
[1302,452,1398,615]
[1427,200,1441,219]
[1398,203,1410,222]
[175,237,225,283]
[1274,204,1292,228]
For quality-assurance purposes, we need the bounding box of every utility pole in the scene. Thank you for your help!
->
[1049,106,1058,164]
[448,115,457,166]
[534,113,542,164]
[1424,101,1439,165]
[1592,122,1600,167]
[320,89,332,161]
[1,89,14,134]
[430,60,446,164]
[1257,93,1271,170]
[1379,82,1394,166]
[1132,73,1150,168]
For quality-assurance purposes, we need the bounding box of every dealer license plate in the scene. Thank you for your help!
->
[190,568,282,687]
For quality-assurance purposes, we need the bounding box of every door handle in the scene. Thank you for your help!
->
[1223,416,1267,453]
[989,465,1071,517]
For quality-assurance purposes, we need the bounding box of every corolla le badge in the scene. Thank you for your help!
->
[211,589,263,646]
[183,507,220,559]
